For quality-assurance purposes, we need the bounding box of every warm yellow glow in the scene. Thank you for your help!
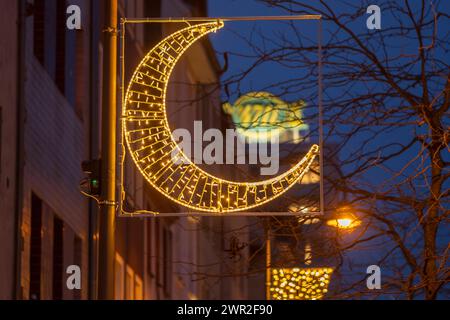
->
[326,216,361,229]
[337,218,352,228]
[269,267,333,300]
[122,21,320,213]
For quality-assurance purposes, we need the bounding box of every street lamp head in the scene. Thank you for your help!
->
[325,206,361,229]
[327,217,359,229]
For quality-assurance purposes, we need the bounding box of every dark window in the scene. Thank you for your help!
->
[155,220,172,298]
[155,219,162,288]
[33,0,83,112]
[145,204,174,299]
[147,218,154,277]
[163,225,172,296]
[34,0,57,78]
[33,0,45,66]
[52,216,64,299]
[73,30,85,118]
[56,0,83,110]
[30,193,42,300]
[55,0,66,94]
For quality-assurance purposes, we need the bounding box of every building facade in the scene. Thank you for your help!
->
[0,0,248,300]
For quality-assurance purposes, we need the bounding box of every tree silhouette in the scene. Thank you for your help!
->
[234,0,450,299]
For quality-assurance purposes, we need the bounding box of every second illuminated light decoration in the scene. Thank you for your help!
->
[270,268,333,300]
[123,21,319,213]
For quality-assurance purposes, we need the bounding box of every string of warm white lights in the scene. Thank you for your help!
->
[122,21,319,213]
[270,268,333,300]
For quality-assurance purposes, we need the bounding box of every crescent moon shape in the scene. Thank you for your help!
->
[123,21,319,213]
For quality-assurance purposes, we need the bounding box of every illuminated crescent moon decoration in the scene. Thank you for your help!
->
[123,21,319,213]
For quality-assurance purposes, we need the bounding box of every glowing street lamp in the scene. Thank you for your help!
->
[265,207,360,300]
[326,206,361,229]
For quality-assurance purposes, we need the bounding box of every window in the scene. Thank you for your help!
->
[63,13,84,112]
[134,276,144,300]
[163,226,173,296]
[146,218,154,277]
[52,216,64,299]
[115,252,144,300]
[55,0,66,94]
[33,0,84,112]
[33,0,45,66]
[29,193,43,300]
[125,266,135,300]
[155,221,172,298]
[33,0,57,78]
[114,253,125,300]
[155,219,162,288]
[57,0,84,112]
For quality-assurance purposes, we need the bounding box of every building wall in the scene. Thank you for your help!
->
[0,0,19,300]
[0,0,249,301]
[19,0,91,299]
